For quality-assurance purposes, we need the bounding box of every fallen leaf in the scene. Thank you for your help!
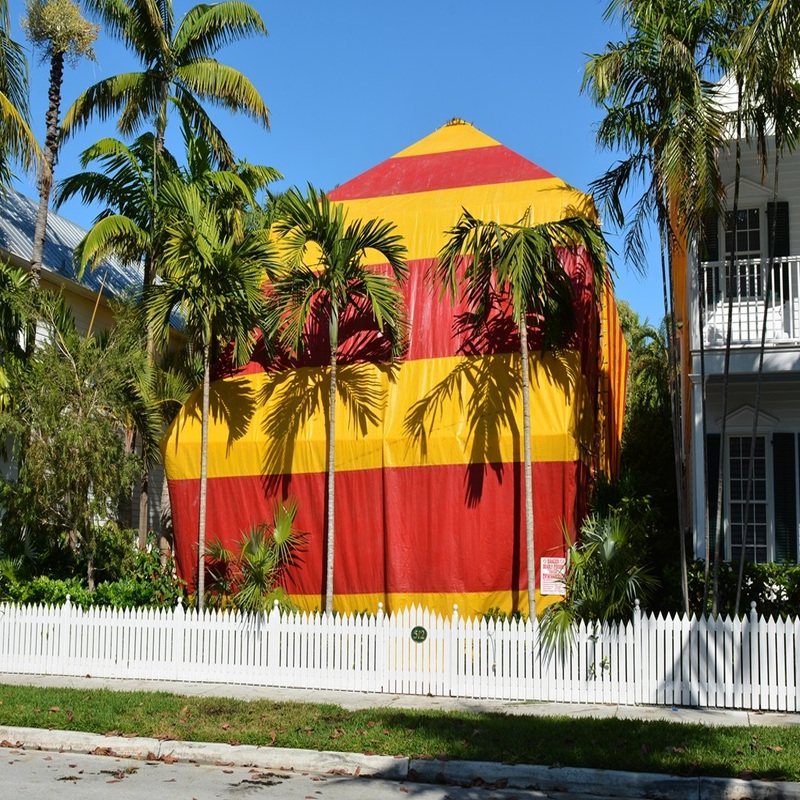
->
[221,723,231,731]
[767,745,784,753]
[48,707,60,713]
[180,706,190,718]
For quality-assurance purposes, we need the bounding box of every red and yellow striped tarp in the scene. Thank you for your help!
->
[162,120,628,617]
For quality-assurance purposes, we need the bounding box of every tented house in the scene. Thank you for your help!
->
[161,120,628,617]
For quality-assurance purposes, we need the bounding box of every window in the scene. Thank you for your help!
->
[727,435,768,563]
[706,431,799,565]
[725,208,762,299]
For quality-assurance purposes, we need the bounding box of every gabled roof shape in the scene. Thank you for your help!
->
[162,120,627,618]
[0,187,142,300]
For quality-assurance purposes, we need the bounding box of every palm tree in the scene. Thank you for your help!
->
[584,0,730,614]
[62,0,269,167]
[0,0,39,186]
[144,145,279,610]
[270,186,408,614]
[22,0,97,291]
[433,210,607,619]
[731,2,800,615]
[57,114,279,548]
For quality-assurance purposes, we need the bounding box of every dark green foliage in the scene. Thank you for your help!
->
[0,293,148,588]
[685,559,800,619]
[0,543,185,608]
[540,513,657,654]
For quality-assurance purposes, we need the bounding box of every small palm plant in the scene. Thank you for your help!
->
[205,498,306,613]
[540,512,657,657]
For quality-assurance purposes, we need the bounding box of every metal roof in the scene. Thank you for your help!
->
[0,187,143,300]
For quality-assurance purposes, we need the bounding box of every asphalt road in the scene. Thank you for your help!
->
[0,746,603,800]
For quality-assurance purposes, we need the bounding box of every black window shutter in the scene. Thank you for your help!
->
[707,434,722,556]
[766,201,790,258]
[701,210,720,261]
[772,433,798,564]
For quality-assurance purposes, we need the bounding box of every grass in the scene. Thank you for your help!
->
[0,683,798,781]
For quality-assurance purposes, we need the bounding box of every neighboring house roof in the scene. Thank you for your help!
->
[0,187,142,300]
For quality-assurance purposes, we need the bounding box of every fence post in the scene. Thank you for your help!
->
[173,597,185,679]
[377,602,386,693]
[58,595,72,669]
[633,599,642,705]
[267,599,280,677]
[447,604,459,698]
[749,600,758,710]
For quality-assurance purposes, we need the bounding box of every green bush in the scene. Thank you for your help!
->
[686,560,800,619]
[0,543,186,609]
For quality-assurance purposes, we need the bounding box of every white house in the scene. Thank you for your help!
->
[682,113,800,565]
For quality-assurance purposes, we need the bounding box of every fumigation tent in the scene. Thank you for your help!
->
[161,120,628,617]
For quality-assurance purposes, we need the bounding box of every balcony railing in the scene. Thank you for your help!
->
[699,255,800,346]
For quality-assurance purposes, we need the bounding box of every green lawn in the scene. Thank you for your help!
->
[0,683,797,781]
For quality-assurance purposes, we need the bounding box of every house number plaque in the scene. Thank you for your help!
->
[410,626,428,643]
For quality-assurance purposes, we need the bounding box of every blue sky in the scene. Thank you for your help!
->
[9,0,664,324]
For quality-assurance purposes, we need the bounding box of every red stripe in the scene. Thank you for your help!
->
[328,146,554,201]
[169,461,584,599]
[216,249,596,379]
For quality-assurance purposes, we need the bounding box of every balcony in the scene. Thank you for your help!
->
[700,256,800,347]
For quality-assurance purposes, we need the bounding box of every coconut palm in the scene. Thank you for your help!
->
[62,0,269,167]
[270,186,408,614]
[0,0,39,185]
[22,0,98,291]
[434,210,607,619]
[144,144,279,610]
[57,113,279,549]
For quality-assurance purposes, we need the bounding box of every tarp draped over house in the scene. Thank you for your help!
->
[162,120,628,617]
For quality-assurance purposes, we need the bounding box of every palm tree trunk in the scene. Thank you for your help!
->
[520,318,535,620]
[29,50,63,292]
[734,145,782,616]
[138,473,149,549]
[712,81,744,616]
[325,342,337,615]
[197,342,211,611]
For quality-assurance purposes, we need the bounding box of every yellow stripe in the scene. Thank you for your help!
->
[290,589,561,618]
[162,351,593,480]
[392,121,500,157]
[338,181,597,264]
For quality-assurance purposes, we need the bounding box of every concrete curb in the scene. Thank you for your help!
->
[1,725,799,799]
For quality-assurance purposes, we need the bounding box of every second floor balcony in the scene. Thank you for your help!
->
[699,256,800,347]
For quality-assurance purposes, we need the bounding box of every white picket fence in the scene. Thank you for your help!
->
[0,598,797,711]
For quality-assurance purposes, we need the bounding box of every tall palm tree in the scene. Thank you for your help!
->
[62,0,269,167]
[434,210,607,619]
[22,0,97,291]
[144,149,279,610]
[270,186,408,614]
[731,1,800,615]
[57,114,279,548]
[0,0,39,186]
[584,0,729,614]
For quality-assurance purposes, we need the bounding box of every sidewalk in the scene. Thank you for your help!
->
[1,673,800,799]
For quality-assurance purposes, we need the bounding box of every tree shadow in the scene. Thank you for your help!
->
[257,306,398,497]
[168,371,259,454]
[403,297,581,510]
